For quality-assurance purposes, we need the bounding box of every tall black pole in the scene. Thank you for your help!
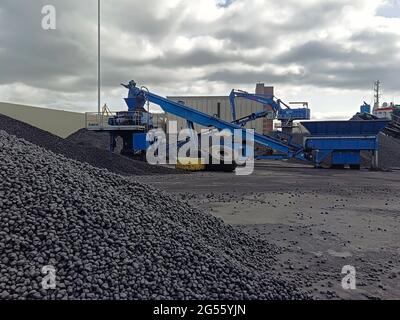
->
[98,0,101,114]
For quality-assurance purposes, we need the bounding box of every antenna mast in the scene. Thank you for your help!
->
[373,80,381,110]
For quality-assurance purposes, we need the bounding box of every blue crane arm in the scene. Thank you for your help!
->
[229,89,283,122]
[229,89,310,123]
[142,90,306,160]
[234,110,272,127]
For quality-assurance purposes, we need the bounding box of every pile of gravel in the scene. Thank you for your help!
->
[290,132,309,146]
[349,114,400,169]
[361,133,400,169]
[0,130,307,300]
[66,128,123,153]
[0,114,178,176]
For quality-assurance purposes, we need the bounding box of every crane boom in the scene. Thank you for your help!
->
[228,89,310,129]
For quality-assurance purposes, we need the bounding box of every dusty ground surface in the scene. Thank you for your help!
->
[137,161,400,300]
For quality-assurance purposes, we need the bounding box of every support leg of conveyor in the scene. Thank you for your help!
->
[109,132,116,152]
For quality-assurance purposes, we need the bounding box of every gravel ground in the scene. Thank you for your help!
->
[0,130,308,300]
[139,162,400,300]
[0,114,178,176]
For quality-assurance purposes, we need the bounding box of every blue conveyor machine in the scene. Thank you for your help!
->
[301,120,389,169]
[105,81,389,169]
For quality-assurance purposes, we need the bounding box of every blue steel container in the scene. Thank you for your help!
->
[301,120,389,136]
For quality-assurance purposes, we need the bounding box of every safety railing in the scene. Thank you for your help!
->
[85,111,168,131]
[85,112,115,130]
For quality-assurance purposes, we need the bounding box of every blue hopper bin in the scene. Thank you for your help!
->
[300,120,389,136]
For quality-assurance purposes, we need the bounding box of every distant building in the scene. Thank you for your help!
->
[167,83,274,135]
[373,102,399,120]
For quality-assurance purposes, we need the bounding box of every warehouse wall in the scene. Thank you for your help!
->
[165,96,265,134]
[0,102,85,138]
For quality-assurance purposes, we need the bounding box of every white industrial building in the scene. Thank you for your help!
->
[165,96,263,132]
[167,83,275,136]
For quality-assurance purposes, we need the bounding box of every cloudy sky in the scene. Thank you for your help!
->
[0,0,399,119]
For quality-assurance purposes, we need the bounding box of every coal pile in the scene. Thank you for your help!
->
[349,114,400,168]
[0,114,178,176]
[290,133,309,146]
[66,128,123,153]
[351,113,400,139]
[350,113,379,121]
[361,133,400,169]
[0,131,307,300]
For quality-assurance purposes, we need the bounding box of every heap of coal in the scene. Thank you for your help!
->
[349,114,400,169]
[351,112,400,139]
[0,130,308,300]
[361,133,400,169]
[0,114,178,176]
[66,128,123,153]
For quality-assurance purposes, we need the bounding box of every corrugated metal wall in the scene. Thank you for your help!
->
[165,96,264,134]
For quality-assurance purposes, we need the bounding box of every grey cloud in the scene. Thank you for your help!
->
[274,36,400,90]
[0,1,97,92]
[102,0,186,41]
[206,69,294,85]
[0,0,399,110]
[151,49,242,68]
[277,41,369,64]
[213,0,349,48]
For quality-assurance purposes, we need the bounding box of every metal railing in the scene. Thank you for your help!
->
[85,111,168,131]
[85,112,115,130]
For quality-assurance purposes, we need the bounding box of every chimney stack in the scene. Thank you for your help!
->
[256,83,274,134]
